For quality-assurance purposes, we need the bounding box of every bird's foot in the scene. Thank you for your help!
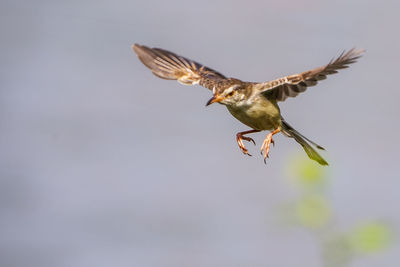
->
[236,133,256,156]
[260,128,280,164]
[260,134,274,163]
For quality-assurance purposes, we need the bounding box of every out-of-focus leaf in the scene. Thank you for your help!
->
[295,195,331,228]
[322,234,354,267]
[288,155,327,187]
[350,222,392,253]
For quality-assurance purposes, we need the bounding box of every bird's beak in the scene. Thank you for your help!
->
[206,95,223,106]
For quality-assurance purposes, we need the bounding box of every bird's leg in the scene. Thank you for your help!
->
[260,128,281,163]
[236,129,260,156]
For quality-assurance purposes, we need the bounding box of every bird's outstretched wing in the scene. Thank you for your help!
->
[255,48,364,101]
[133,44,226,90]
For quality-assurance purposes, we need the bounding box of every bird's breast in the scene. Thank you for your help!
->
[226,97,281,131]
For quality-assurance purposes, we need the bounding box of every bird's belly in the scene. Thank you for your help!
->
[227,101,281,131]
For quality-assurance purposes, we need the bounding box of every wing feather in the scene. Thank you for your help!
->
[133,44,226,89]
[256,48,364,101]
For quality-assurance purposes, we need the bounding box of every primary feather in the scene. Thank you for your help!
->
[133,44,226,90]
[256,48,364,101]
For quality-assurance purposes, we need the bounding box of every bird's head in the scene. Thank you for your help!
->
[206,84,245,106]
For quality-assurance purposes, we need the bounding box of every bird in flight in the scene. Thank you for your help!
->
[133,44,363,165]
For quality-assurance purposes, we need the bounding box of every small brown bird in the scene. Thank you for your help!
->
[133,44,363,165]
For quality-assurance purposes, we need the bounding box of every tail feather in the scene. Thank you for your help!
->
[282,120,328,166]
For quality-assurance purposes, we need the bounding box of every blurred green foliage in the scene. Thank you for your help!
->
[295,194,331,228]
[287,154,327,188]
[281,154,394,267]
[350,222,392,253]
[322,235,354,267]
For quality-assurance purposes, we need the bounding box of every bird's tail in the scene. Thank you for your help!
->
[281,119,328,166]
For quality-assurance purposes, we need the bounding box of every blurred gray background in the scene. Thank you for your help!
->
[1,0,399,266]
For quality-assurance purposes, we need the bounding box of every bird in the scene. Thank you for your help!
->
[132,43,363,165]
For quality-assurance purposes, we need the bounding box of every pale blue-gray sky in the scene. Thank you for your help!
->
[1,0,399,266]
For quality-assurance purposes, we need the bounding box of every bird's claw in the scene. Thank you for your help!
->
[243,150,252,157]
[242,136,256,146]
[260,136,274,163]
[237,140,252,156]
[236,134,255,156]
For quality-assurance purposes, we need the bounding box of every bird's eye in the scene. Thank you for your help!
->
[227,91,235,97]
